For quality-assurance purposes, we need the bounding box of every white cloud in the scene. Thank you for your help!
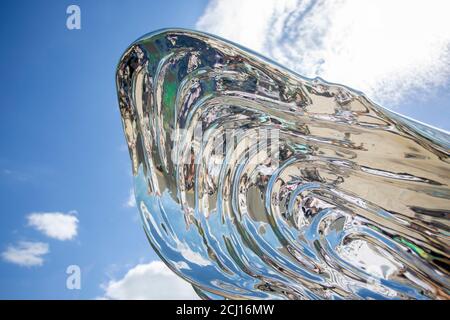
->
[101,260,199,300]
[27,211,79,241]
[124,189,136,208]
[177,241,212,267]
[197,0,450,106]
[2,241,49,267]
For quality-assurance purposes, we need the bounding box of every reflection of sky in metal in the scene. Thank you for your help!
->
[118,29,449,299]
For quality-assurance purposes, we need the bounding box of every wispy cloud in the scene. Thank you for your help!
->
[124,189,136,208]
[1,168,31,182]
[197,0,450,106]
[101,260,198,300]
[27,211,79,241]
[2,241,49,267]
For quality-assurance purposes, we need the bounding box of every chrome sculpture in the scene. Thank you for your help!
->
[116,29,449,299]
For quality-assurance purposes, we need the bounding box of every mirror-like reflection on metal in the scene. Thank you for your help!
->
[117,29,449,299]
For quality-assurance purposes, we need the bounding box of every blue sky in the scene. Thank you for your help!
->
[0,0,448,299]
[0,0,207,299]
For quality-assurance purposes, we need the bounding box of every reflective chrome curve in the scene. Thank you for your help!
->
[117,29,450,299]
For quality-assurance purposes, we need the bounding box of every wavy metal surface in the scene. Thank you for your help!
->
[116,29,450,299]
